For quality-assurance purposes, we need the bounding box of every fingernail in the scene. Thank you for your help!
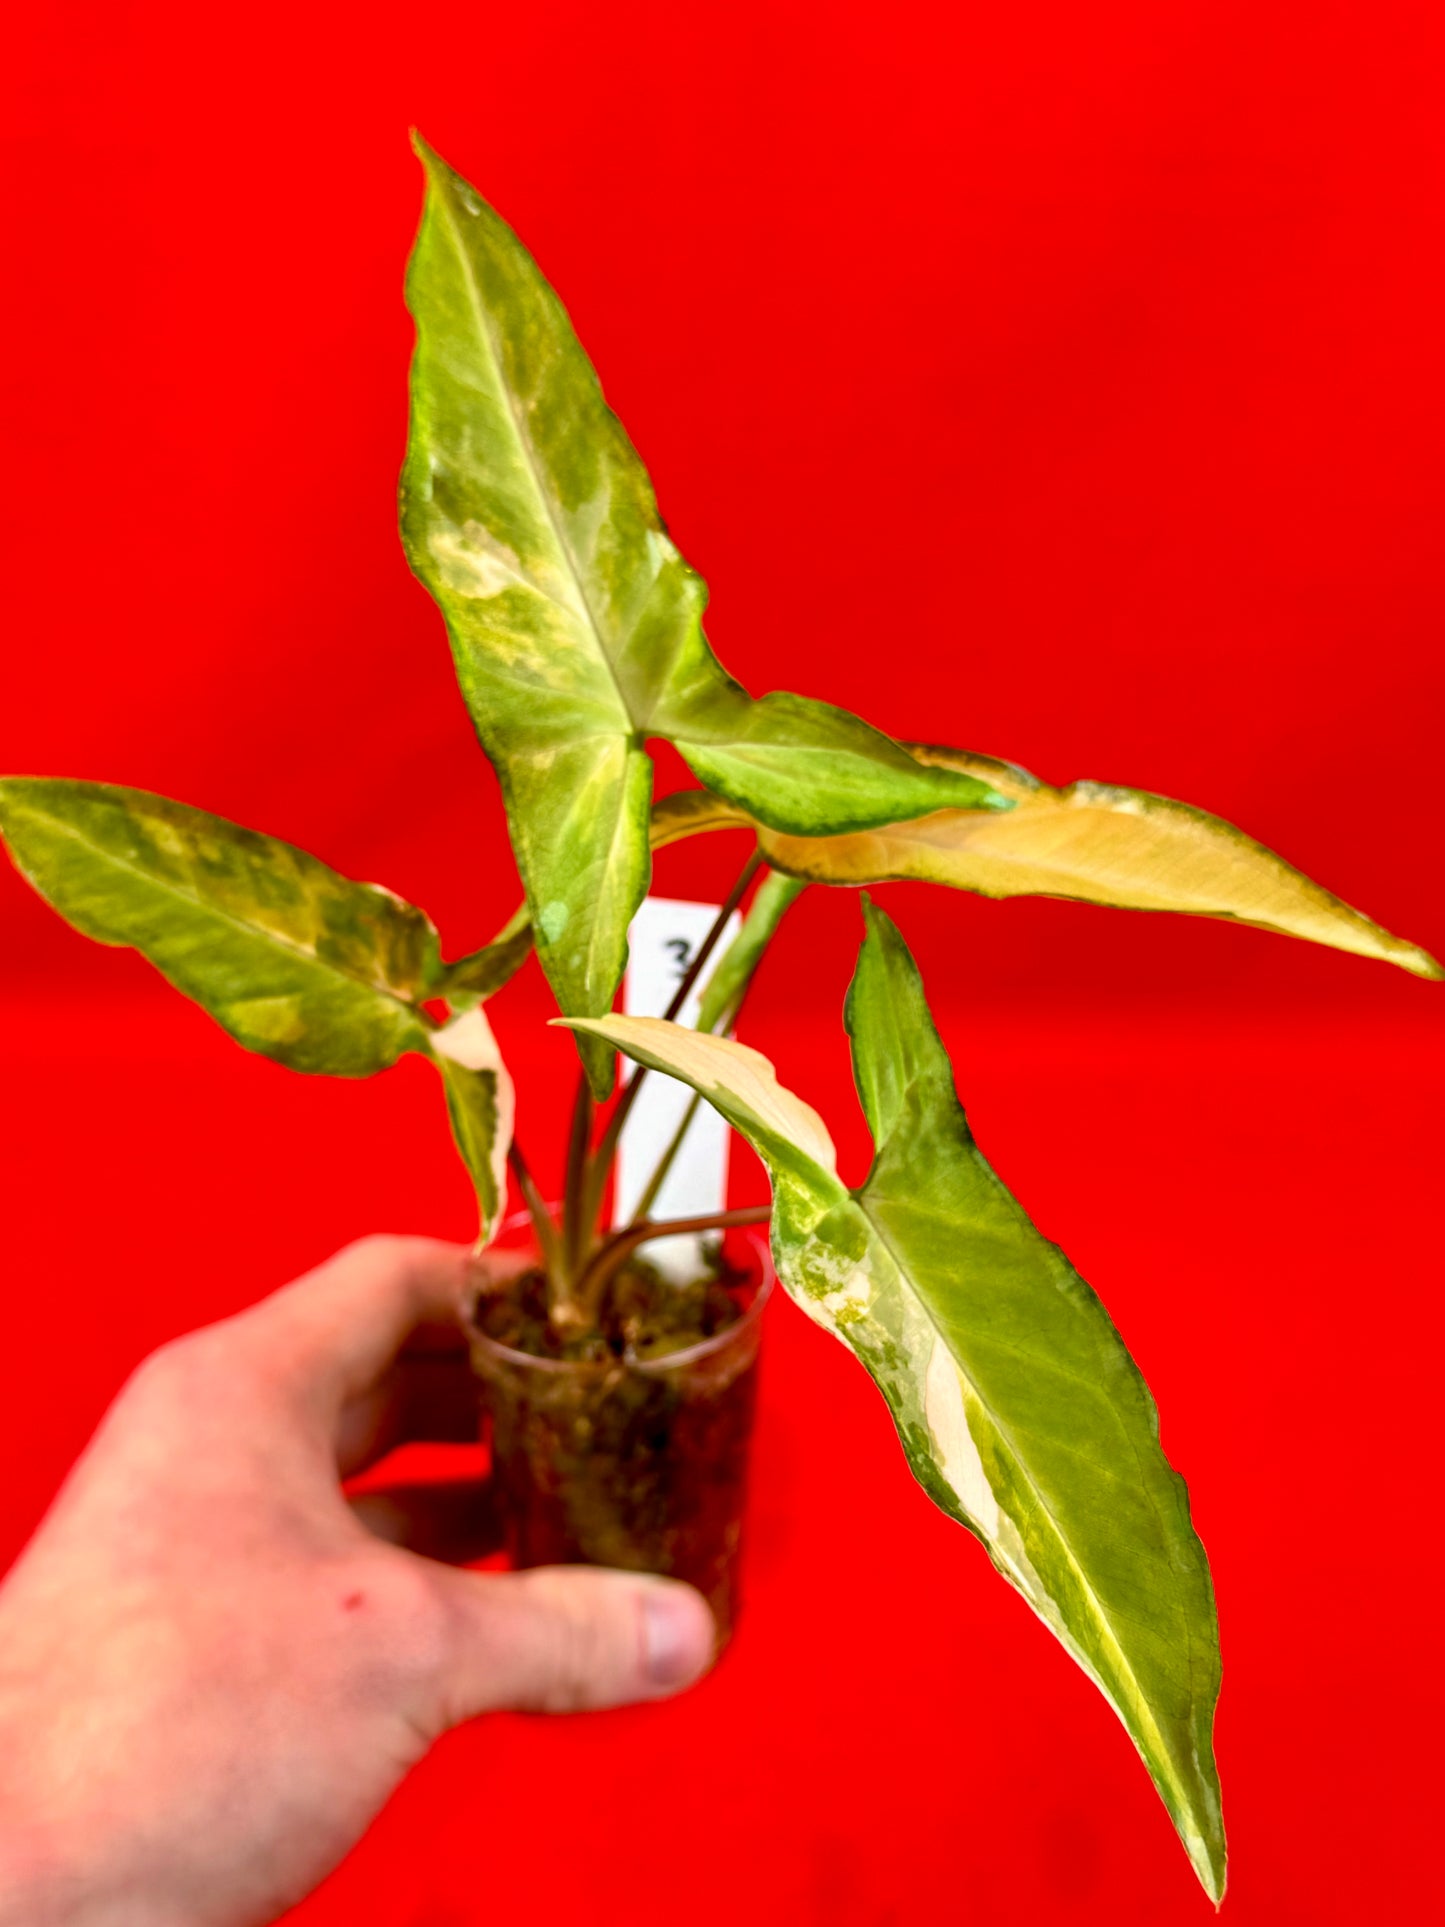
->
[641,1586,713,1691]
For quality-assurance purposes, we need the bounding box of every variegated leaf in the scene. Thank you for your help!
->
[650,746,1441,978]
[561,902,1226,1902]
[649,787,753,851]
[432,798,762,1005]
[761,746,1442,978]
[399,136,1008,1091]
[430,1005,515,1242]
[0,778,439,1074]
[0,777,517,1241]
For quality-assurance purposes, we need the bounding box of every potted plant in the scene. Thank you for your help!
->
[1,133,1437,1905]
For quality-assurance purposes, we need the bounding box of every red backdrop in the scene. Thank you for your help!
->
[3,3,1443,1922]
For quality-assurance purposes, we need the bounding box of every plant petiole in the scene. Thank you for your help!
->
[559,1070,594,1280]
[573,1203,771,1321]
[579,847,762,1237]
[507,1139,568,1302]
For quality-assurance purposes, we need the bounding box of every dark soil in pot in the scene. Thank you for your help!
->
[467,1240,770,1646]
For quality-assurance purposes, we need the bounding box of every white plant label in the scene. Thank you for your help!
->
[613,895,741,1279]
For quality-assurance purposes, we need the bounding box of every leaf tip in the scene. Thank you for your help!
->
[1174,1805,1227,1908]
[408,130,472,209]
[1203,1848,1228,1909]
[857,892,902,952]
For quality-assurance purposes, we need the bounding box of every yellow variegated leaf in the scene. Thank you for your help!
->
[0,777,441,1074]
[649,789,751,851]
[400,140,1007,1094]
[762,745,1441,976]
[653,747,1441,979]
[560,906,1228,1900]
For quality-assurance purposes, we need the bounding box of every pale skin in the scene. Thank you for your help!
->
[0,1236,716,1927]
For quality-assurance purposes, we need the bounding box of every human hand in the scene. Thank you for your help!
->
[0,1236,716,1927]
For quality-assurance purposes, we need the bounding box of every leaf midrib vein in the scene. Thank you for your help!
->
[32,811,429,1018]
[432,183,635,734]
[858,1172,1195,1799]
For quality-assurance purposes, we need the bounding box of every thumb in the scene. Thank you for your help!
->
[425,1564,717,1723]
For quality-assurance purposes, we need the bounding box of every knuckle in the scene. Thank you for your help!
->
[551,1612,603,1713]
[349,1232,411,1263]
[531,1576,626,1713]
[117,1319,261,1433]
[354,1552,454,1683]
[121,1331,206,1404]
[343,1232,436,1271]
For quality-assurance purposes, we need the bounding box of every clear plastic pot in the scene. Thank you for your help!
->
[466,1217,773,1647]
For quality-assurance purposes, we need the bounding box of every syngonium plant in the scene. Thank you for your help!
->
[1,133,1439,1904]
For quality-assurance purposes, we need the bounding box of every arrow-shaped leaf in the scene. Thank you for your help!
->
[0,778,440,1074]
[561,904,1226,1901]
[400,137,1008,1091]
[652,745,1442,978]
[0,777,516,1240]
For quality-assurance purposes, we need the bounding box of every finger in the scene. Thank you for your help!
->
[233,1235,478,1415]
[349,1479,502,1563]
[423,1565,716,1722]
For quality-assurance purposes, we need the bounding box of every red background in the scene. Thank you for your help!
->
[3,3,1443,1922]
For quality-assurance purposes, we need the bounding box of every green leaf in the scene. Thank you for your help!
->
[0,778,439,1074]
[399,136,1009,1092]
[695,868,807,1034]
[655,689,1005,837]
[759,745,1442,979]
[561,907,1227,1902]
[436,904,534,1006]
[429,1006,515,1242]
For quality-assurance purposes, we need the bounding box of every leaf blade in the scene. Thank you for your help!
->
[847,901,1224,1899]
[667,690,1009,834]
[436,904,534,1005]
[562,918,1227,1901]
[0,779,438,1075]
[430,1005,515,1242]
[401,141,1012,1089]
[400,135,676,1088]
[759,744,1440,978]
[649,789,753,850]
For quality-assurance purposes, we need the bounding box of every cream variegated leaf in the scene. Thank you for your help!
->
[431,1005,515,1242]
[400,138,1008,1091]
[561,903,1226,1903]
[759,746,1442,978]
[649,745,1441,978]
[571,1016,840,1181]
